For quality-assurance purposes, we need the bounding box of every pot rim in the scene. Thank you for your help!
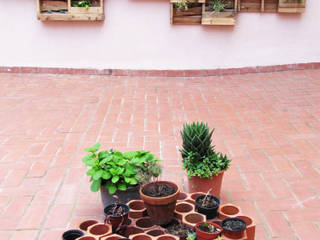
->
[195,221,223,234]
[221,217,247,232]
[139,181,180,200]
[195,195,220,210]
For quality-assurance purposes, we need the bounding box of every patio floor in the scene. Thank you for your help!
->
[0,70,319,240]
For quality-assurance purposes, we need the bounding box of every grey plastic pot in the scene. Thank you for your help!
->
[100,185,140,208]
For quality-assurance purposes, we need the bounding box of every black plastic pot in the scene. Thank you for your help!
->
[104,203,130,232]
[62,229,84,240]
[222,217,247,239]
[195,195,220,219]
[100,184,140,208]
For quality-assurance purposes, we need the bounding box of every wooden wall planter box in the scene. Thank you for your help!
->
[238,0,278,13]
[37,0,104,21]
[170,0,205,25]
[278,0,306,13]
[201,0,237,25]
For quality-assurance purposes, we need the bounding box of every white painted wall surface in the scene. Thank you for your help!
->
[0,0,319,70]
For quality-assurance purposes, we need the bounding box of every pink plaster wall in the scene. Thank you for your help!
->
[0,0,319,70]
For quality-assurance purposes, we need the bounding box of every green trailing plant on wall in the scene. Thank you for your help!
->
[83,143,162,194]
[174,0,190,11]
[180,122,231,178]
[72,0,92,9]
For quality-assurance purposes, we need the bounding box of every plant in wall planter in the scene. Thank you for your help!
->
[83,143,162,207]
[171,0,205,25]
[104,195,130,232]
[180,122,231,197]
[278,0,306,13]
[140,180,180,225]
[201,0,237,25]
[195,190,220,219]
[221,217,247,239]
[195,222,223,240]
[72,0,92,9]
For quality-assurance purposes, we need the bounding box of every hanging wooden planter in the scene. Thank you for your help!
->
[37,0,104,21]
[201,0,237,26]
[238,0,278,13]
[278,0,306,13]
[170,0,205,25]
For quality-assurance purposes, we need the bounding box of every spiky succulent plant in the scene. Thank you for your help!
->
[180,121,214,161]
[180,121,231,178]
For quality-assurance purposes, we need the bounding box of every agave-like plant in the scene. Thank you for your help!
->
[180,121,214,161]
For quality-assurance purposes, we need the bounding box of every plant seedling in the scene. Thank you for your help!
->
[174,0,189,11]
[72,0,92,9]
[198,222,221,233]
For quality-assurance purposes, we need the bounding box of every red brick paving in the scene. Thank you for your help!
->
[0,70,319,239]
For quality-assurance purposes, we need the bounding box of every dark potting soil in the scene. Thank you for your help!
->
[198,196,218,208]
[222,219,246,231]
[165,221,194,238]
[198,223,221,233]
[106,205,126,217]
[143,183,177,197]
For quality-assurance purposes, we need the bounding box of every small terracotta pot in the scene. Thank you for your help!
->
[174,202,194,220]
[62,229,84,240]
[77,236,97,240]
[135,217,154,230]
[182,212,206,228]
[218,204,240,220]
[88,223,112,237]
[177,192,188,202]
[188,171,225,197]
[104,203,130,232]
[195,222,223,240]
[140,181,180,225]
[100,234,126,240]
[237,215,255,240]
[128,200,146,219]
[130,233,153,240]
[117,226,144,238]
[146,229,165,236]
[79,219,99,231]
[156,234,179,240]
[221,217,247,239]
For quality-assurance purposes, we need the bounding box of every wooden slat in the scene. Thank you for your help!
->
[40,1,68,11]
[38,13,104,21]
[172,16,202,24]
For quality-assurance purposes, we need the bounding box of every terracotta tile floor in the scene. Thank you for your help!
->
[0,70,319,240]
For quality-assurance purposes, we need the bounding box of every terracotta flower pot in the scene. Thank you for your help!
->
[195,222,223,240]
[188,171,224,197]
[140,181,180,225]
[104,204,130,232]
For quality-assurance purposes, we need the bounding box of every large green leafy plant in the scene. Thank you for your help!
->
[180,122,231,178]
[83,143,162,194]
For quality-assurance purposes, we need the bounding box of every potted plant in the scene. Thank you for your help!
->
[278,0,306,13]
[221,217,246,239]
[104,195,130,233]
[195,189,220,219]
[180,122,231,197]
[140,180,180,225]
[82,143,162,207]
[166,219,195,240]
[171,0,204,25]
[195,222,223,240]
[62,229,84,240]
[201,0,237,25]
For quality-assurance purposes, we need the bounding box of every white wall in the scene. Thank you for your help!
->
[0,0,319,70]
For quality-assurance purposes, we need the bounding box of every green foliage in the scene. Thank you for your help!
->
[186,232,196,240]
[209,0,226,12]
[174,0,189,11]
[72,0,91,9]
[83,143,162,194]
[180,122,231,178]
[180,122,214,160]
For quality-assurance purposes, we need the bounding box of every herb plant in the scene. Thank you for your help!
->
[174,0,189,11]
[72,0,92,9]
[210,0,226,12]
[180,122,231,178]
[83,143,162,194]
